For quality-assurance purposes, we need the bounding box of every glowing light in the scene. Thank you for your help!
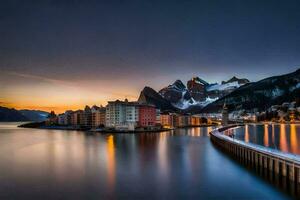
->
[290,124,298,154]
[245,124,249,143]
[106,135,115,191]
[279,124,288,153]
[264,124,269,147]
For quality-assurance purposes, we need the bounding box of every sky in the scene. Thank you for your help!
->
[1,0,300,113]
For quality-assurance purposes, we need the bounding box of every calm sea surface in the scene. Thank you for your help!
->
[230,124,300,155]
[0,122,293,199]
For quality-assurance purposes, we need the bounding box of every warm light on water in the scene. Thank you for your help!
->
[0,123,291,199]
[107,135,115,192]
[234,124,300,155]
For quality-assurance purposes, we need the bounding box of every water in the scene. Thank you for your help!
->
[230,124,300,155]
[0,122,292,199]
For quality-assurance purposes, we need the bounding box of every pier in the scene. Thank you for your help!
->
[210,126,300,183]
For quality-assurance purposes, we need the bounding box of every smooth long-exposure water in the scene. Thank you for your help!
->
[231,124,300,155]
[0,123,292,199]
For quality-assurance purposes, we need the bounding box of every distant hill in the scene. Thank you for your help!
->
[19,110,49,122]
[0,107,49,122]
[202,69,300,113]
[0,107,29,122]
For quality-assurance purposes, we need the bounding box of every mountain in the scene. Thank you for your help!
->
[19,110,49,122]
[205,76,249,99]
[138,75,250,112]
[138,86,176,111]
[222,76,250,85]
[202,69,300,113]
[159,80,195,109]
[0,107,29,122]
[187,77,208,101]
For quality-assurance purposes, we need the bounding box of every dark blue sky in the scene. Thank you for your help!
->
[1,0,300,111]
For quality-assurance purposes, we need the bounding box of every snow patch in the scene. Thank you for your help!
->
[172,96,218,109]
[271,88,284,99]
[289,82,300,92]
[206,81,242,91]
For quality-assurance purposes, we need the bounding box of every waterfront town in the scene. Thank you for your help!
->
[44,96,300,132]
[45,98,213,131]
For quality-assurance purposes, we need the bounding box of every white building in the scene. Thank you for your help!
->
[105,99,139,130]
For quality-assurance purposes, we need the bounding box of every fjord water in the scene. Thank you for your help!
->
[0,123,291,199]
[232,124,300,155]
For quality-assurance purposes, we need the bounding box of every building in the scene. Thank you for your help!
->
[65,111,73,123]
[155,109,161,125]
[80,106,92,128]
[106,99,139,130]
[58,114,65,125]
[138,104,156,127]
[71,110,84,127]
[125,103,139,130]
[58,110,72,125]
[91,105,106,128]
[191,116,201,126]
[105,99,159,130]
[160,113,174,128]
[45,111,58,126]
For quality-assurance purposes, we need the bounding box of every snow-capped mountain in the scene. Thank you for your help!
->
[202,69,300,113]
[138,75,250,112]
[158,80,218,110]
[206,81,241,92]
[159,80,195,109]
[205,76,250,99]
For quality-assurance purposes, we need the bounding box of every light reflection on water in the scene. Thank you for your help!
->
[0,123,291,199]
[234,124,300,155]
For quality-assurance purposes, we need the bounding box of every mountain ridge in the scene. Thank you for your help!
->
[138,69,300,114]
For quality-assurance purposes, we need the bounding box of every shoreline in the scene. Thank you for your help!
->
[18,122,217,133]
[16,121,300,133]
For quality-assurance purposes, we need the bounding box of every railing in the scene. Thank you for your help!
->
[210,126,300,183]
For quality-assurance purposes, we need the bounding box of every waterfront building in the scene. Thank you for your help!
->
[222,103,229,126]
[155,109,161,125]
[83,106,92,128]
[138,104,156,127]
[58,110,72,125]
[45,111,58,126]
[177,115,186,127]
[106,99,139,130]
[160,113,174,128]
[191,116,201,126]
[91,105,106,128]
[71,110,84,127]
[289,108,296,123]
[176,115,193,127]
[58,114,65,125]
[125,103,139,130]
[62,110,73,125]
[172,113,180,127]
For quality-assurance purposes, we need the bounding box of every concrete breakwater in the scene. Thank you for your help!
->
[210,126,300,184]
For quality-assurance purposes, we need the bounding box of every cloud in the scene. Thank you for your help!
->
[3,71,138,99]
[5,71,74,86]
